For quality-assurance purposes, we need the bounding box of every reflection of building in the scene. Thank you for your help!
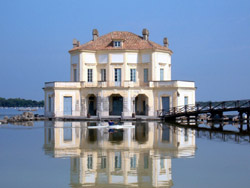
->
[44,121,196,187]
[44,29,195,118]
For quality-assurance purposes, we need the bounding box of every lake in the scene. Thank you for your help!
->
[0,110,250,187]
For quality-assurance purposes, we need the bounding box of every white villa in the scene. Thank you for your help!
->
[44,29,195,118]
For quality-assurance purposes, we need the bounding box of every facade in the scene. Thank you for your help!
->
[44,29,196,118]
[44,121,196,187]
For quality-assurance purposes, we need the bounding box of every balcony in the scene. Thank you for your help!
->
[44,80,195,89]
[44,82,81,88]
[149,80,195,88]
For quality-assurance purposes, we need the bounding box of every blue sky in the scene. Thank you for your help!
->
[0,0,249,101]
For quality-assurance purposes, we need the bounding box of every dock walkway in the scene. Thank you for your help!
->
[159,99,250,122]
[54,115,161,121]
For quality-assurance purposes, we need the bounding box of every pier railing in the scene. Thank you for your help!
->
[159,99,250,119]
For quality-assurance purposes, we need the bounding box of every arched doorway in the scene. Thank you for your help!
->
[87,94,97,116]
[135,94,148,115]
[109,94,123,115]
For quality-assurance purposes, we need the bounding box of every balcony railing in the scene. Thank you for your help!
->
[44,80,195,89]
[44,82,81,88]
[149,81,195,88]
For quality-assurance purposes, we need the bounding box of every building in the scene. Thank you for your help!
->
[44,121,196,187]
[44,29,195,118]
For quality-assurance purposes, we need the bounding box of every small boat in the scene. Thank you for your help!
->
[87,123,135,129]
[87,124,109,129]
[108,125,135,129]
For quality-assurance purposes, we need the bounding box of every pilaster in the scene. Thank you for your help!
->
[97,96,109,117]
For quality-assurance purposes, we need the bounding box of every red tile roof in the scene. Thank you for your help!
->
[69,31,173,54]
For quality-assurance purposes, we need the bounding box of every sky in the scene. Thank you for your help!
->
[0,0,249,101]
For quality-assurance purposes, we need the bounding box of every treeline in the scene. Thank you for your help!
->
[0,97,44,107]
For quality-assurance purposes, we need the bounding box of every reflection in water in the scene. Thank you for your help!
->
[44,121,196,187]
[88,129,97,142]
[135,122,148,143]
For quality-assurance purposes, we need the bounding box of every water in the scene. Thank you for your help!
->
[0,107,44,119]
[0,110,250,187]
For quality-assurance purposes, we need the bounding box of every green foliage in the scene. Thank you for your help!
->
[0,97,44,107]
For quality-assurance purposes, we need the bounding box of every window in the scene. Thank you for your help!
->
[160,68,164,81]
[184,96,188,106]
[115,152,122,169]
[88,69,93,82]
[160,158,165,169]
[130,154,137,169]
[144,69,148,83]
[114,41,121,47]
[48,96,52,112]
[114,68,121,86]
[73,68,77,82]
[87,154,93,169]
[101,69,106,81]
[130,69,136,82]
[101,156,106,169]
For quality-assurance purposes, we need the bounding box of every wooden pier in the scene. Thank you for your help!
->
[159,99,250,123]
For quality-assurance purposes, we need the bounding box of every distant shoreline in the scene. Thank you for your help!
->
[0,97,44,108]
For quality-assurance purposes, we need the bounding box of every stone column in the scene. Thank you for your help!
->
[81,98,87,117]
[122,97,128,117]
[97,96,102,118]
[97,96,109,117]
[147,95,154,116]
[148,105,154,116]
[122,97,133,117]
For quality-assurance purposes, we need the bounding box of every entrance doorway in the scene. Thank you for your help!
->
[64,96,72,115]
[135,94,148,115]
[109,94,123,115]
[162,96,170,113]
[87,94,97,115]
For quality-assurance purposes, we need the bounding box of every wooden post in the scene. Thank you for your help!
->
[238,111,243,122]
[236,100,240,108]
[209,102,212,110]
[219,123,223,131]
[222,102,225,109]
[196,104,200,111]
[239,123,243,133]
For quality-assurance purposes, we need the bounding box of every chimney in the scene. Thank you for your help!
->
[163,37,169,48]
[73,39,80,48]
[142,28,149,40]
[92,29,99,41]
